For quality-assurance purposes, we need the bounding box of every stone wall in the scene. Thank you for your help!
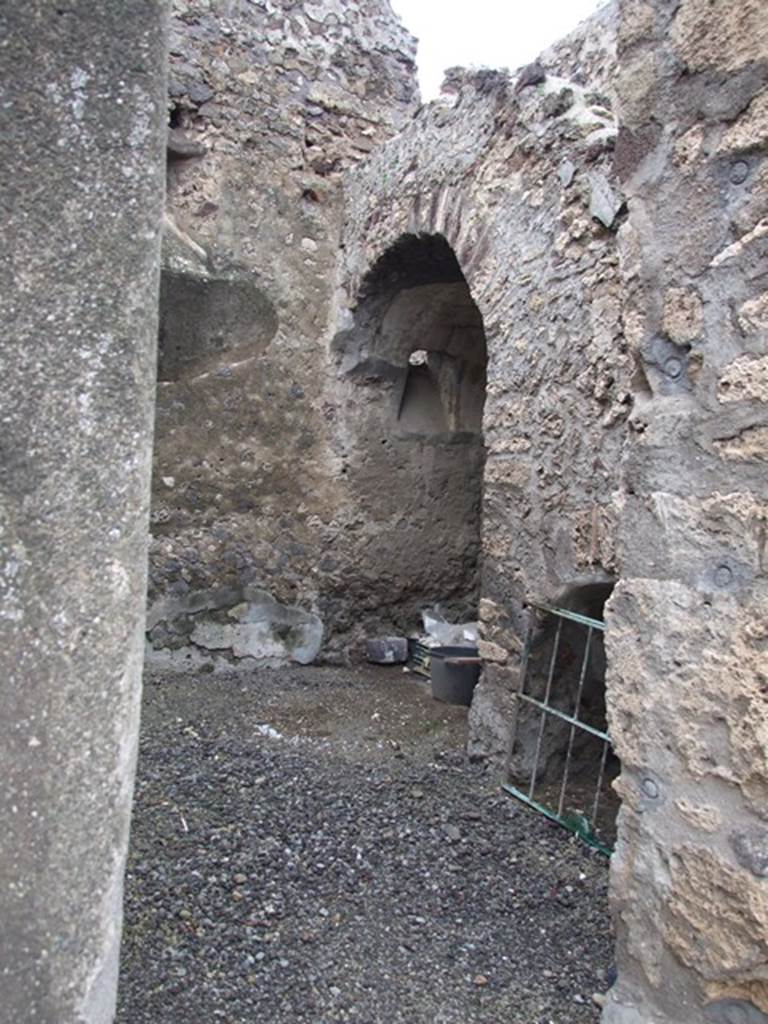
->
[339,3,631,760]
[3,0,765,1021]
[149,2,635,685]
[148,0,419,667]
[338,3,768,1018]
[604,1,768,1021]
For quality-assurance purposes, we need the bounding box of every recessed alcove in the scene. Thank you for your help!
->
[332,233,487,631]
[158,271,278,382]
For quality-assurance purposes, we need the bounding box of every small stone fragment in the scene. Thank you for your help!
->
[166,129,207,160]
[588,172,623,228]
[543,87,574,117]
[515,61,546,92]
[188,80,214,105]
[366,637,408,664]
[662,286,703,345]
[737,291,768,334]
[730,829,768,878]
[558,159,576,187]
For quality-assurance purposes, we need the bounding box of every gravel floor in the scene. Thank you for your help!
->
[117,666,613,1024]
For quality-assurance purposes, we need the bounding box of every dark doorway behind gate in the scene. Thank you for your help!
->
[504,585,619,854]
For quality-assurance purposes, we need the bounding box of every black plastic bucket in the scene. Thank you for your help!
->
[429,646,481,706]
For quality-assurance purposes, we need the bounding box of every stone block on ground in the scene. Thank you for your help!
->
[366,637,409,664]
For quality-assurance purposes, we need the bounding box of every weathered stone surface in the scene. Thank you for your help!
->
[12,2,757,1022]
[606,0,768,1019]
[718,92,768,155]
[731,829,768,879]
[167,128,206,159]
[662,287,703,345]
[476,639,508,664]
[366,637,408,664]
[149,0,419,664]
[558,158,577,186]
[339,8,628,760]
[675,799,722,834]
[589,171,624,228]
[665,845,768,979]
[467,670,517,764]
[717,356,768,405]
[153,0,626,674]
[146,585,323,666]
[669,0,768,72]
[515,61,546,92]
[738,292,768,335]
[0,3,167,1021]
[704,1001,768,1024]
[148,2,768,1015]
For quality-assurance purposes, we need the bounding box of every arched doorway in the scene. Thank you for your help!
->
[331,233,487,641]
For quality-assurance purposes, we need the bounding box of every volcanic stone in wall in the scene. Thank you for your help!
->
[147,0,421,661]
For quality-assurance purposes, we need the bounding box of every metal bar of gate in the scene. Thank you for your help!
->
[528,616,563,800]
[557,625,593,818]
[591,739,611,825]
[501,782,613,858]
[515,694,609,742]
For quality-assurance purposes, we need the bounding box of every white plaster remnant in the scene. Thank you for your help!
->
[254,724,283,740]
[69,66,91,121]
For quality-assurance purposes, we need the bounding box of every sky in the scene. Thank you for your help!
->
[389,0,604,99]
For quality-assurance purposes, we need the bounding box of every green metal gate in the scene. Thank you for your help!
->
[503,602,614,856]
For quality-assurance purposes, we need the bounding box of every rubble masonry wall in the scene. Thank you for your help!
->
[148,0,420,668]
[605,1,768,1021]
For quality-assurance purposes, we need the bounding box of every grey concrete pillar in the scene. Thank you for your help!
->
[0,4,168,1022]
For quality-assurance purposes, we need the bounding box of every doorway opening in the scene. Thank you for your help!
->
[331,233,487,638]
[504,582,620,853]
